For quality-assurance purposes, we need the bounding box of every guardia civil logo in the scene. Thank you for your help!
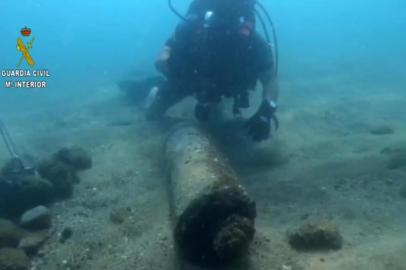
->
[1,26,50,89]
[17,27,36,68]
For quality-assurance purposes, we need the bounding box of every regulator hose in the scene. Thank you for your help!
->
[168,0,187,21]
[255,1,279,76]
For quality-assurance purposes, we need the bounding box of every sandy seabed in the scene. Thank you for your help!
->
[1,72,405,270]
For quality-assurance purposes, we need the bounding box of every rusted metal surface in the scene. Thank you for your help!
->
[165,123,256,266]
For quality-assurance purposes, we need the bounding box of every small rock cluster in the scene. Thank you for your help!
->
[0,247,31,270]
[36,146,92,198]
[0,146,92,217]
[0,174,54,217]
[20,206,52,230]
[0,146,92,270]
[288,221,343,251]
[0,214,49,270]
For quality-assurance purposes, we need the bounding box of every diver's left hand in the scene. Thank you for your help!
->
[245,100,279,142]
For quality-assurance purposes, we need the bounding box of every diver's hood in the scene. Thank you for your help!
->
[201,0,256,30]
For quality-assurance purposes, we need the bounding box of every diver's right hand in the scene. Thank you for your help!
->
[245,100,278,142]
[194,103,210,122]
[245,114,271,141]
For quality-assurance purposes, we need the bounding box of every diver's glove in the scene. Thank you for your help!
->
[245,100,279,142]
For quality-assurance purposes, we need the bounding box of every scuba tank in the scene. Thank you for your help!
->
[168,0,279,77]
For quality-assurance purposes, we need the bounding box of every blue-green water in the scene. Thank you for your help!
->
[0,1,406,269]
[1,0,405,96]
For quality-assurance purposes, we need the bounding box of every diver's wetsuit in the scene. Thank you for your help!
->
[148,0,274,119]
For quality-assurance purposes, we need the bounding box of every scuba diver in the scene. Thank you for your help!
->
[122,0,279,141]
